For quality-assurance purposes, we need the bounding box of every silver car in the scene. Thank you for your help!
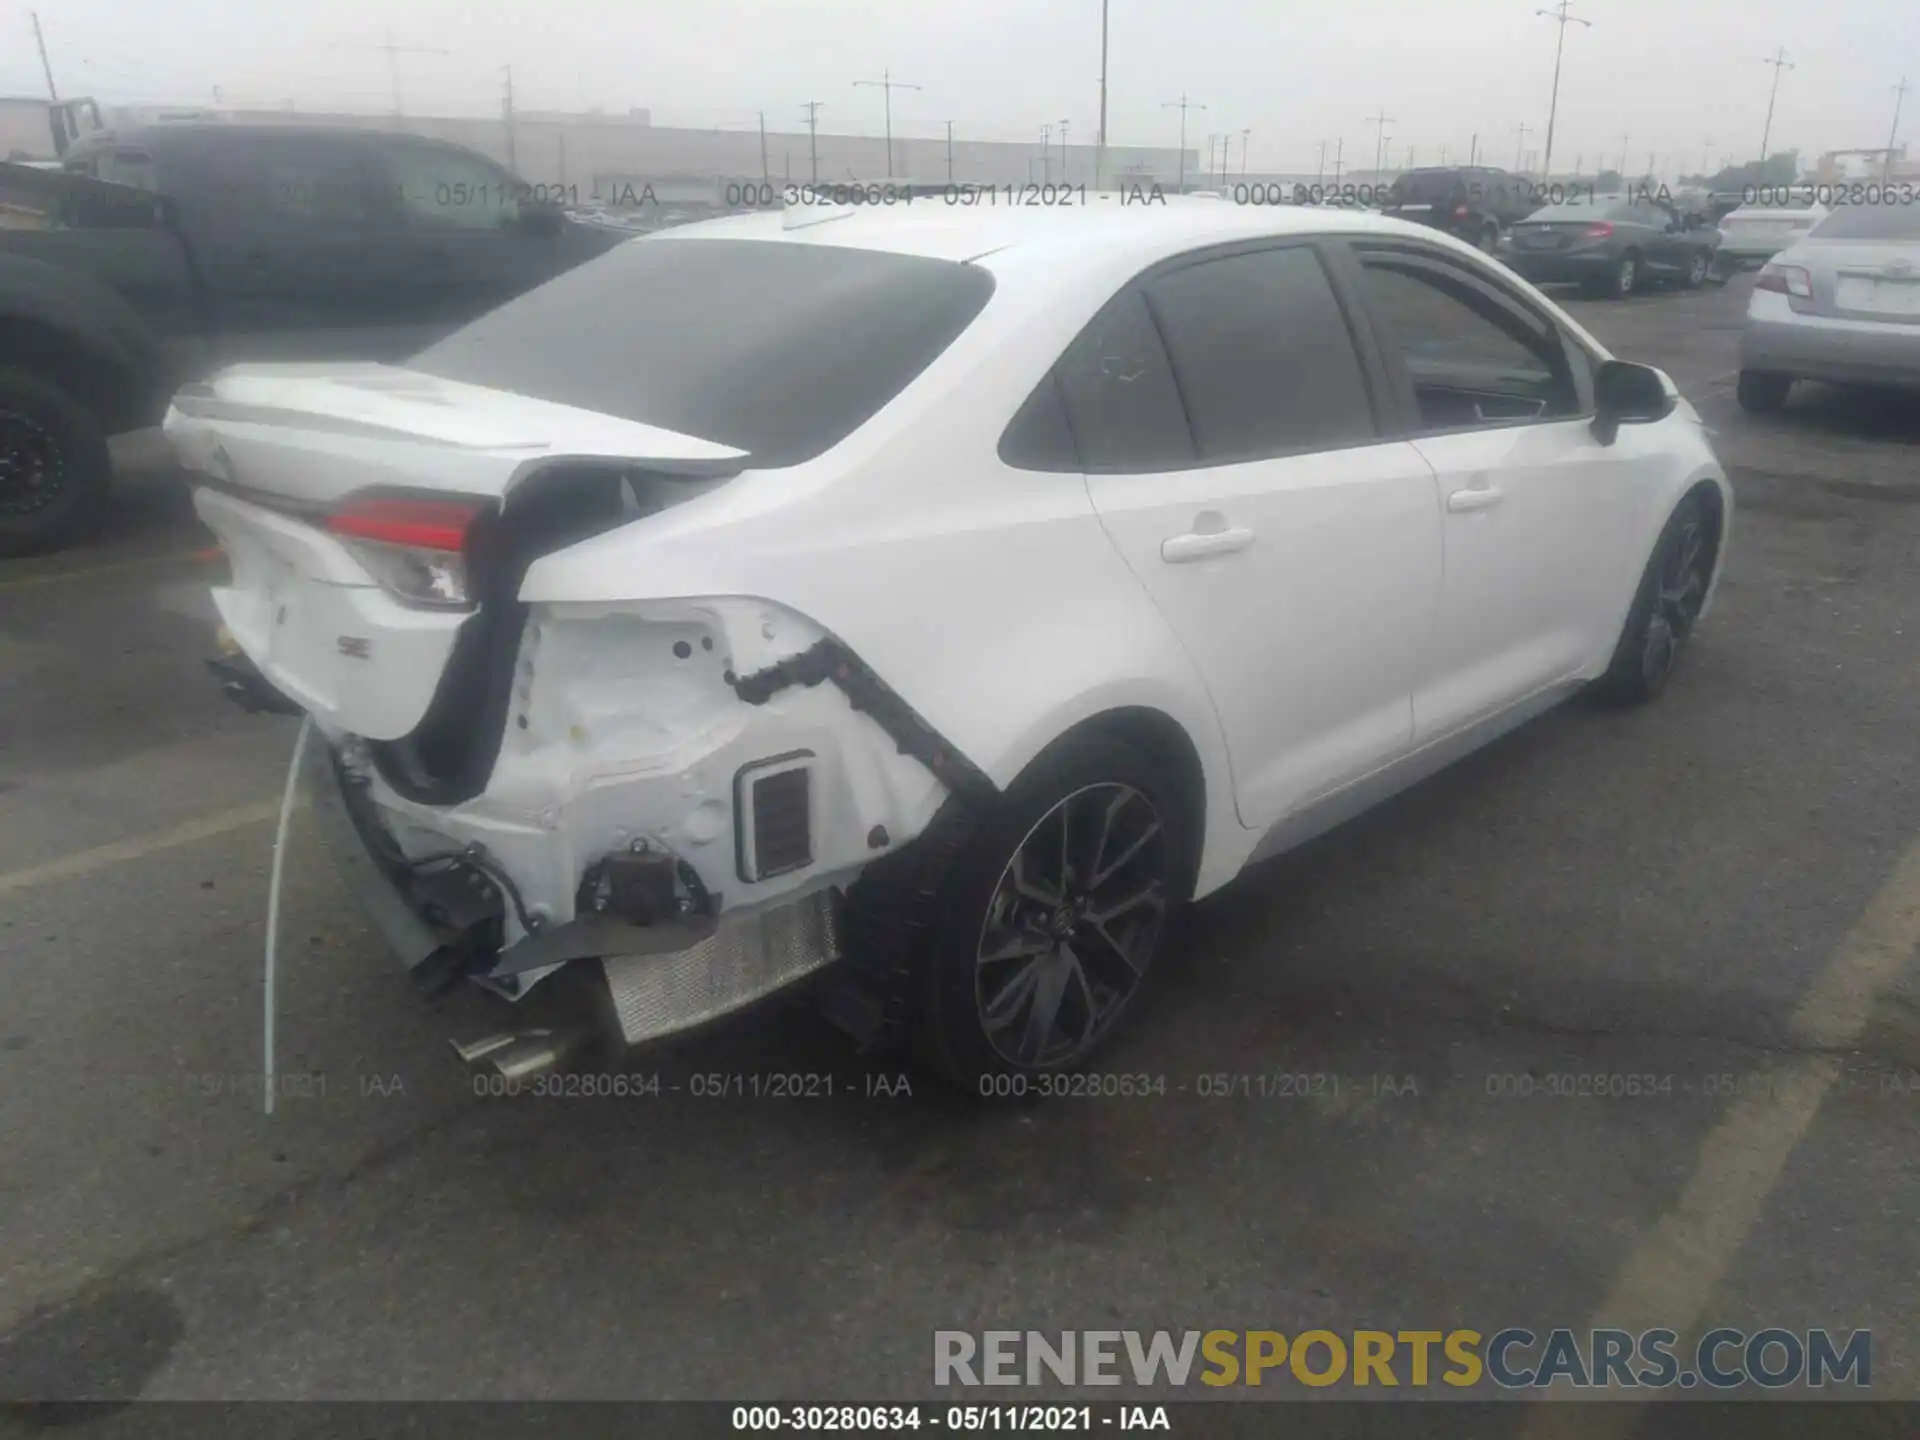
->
[1736,203,1920,412]
[1717,200,1828,268]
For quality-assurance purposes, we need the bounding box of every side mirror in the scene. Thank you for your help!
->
[1591,360,1675,446]
[517,199,566,236]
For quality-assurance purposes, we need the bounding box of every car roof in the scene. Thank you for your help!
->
[652,198,1465,265]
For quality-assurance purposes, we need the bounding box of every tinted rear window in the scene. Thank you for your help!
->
[1393,171,1468,200]
[411,238,996,468]
[1525,199,1628,222]
[1809,205,1920,241]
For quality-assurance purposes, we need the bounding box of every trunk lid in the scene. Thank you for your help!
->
[170,363,747,750]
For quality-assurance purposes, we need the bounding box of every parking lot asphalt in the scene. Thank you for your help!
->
[1,274,1917,1421]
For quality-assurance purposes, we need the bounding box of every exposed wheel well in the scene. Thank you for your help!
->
[1684,478,1727,570]
[0,317,150,434]
[1039,706,1208,893]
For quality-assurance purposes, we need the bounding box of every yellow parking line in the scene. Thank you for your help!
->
[0,799,284,897]
[0,550,208,594]
[1519,832,1920,1432]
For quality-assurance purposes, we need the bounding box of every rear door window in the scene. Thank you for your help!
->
[1144,244,1378,461]
[1051,290,1196,471]
[412,238,997,468]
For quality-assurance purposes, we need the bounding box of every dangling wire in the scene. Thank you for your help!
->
[263,715,314,1116]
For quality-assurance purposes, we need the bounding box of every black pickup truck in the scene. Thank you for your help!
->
[0,122,627,555]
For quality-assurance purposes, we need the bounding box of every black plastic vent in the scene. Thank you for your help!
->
[736,756,813,881]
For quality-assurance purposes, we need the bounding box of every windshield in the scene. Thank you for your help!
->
[411,236,996,468]
[1808,205,1920,241]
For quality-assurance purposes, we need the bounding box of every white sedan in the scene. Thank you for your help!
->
[170,199,1731,1089]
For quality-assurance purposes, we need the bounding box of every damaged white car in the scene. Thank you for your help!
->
[170,200,1730,1088]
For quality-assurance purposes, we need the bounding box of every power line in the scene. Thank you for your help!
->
[330,26,450,120]
[853,68,920,179]
[1759,47,1794,163]
[1162,93,1205,191]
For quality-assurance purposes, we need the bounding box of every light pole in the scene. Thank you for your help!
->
[1096,0,1110,189]
[1240,128,1250,179]
[1883,78,1910,184]
[1514,121,1532,172]
[854,68,921,179]
[1060,119,1071,181]
[1163,94,1206,191]
[945,119,955,183]
[1368,106,1395,178]
[1758,48,1793,166]
[1041,123,1054,184]
[1535,1,1590,182]
[802,101,824,182]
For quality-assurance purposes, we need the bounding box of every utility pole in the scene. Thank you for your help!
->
[758,110,770,185]
[1060,119,1071,182]
[945,119,955,183]
[1513,121,1532,172]
[854,68,920,179]
[1042,123,1054,184]
[1759,47,1794,165]
[1884,78,1911,184]
[1206,134,1217,185]
[502,66,517,175]
[1367,106,1395,178]
[1316,139,1328,186]
[1617,130,1630,177]
[802,101,824,182]
[1096,0,1110,189]
[1241,127,1251,178]
[1162,94,1206,191]
[30,11,59,102]
[333,27,449,121]
[1405,144,1416,170]
[1534,0,1590,183]
[1332,136,1344,185]
[1469,132,1479,165]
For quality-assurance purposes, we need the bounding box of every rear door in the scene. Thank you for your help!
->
[1066,240,1445,828]
[1336,240,1642,740]
[370,136,595,336]
[159,129,420,362]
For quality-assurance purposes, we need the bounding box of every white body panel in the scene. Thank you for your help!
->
[176,202,1730,969]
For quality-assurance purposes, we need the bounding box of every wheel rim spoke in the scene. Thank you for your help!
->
[975,782,1169,1069]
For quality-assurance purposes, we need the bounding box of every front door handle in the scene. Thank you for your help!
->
[1446,486,1506,514]
[1161,527,1255,563]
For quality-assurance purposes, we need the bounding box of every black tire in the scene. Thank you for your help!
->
[839,732,1195,1091]
[0,368,112,558]
[1736,369,1791,414]
[1592,491,1718,706]
[1610,251,1640,298]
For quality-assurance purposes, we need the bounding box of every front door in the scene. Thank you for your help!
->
[1338,241,1642,741]
[1067,242,1445,828]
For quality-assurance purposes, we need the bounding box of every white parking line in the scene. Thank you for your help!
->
[1520,831,1920,1431]
[0,800,282,897]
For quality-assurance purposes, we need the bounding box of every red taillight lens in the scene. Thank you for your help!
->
[327,495,486,608]
[1582,222,1615,239]
[327,497,482,551]
[1756,263,1812,298]
[1453,204,1469,217]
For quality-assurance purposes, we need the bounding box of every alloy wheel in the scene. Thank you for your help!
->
[1641,518,1710,689]
[1616,257,1637,296]
[1687,252,1707,286]
[0,410,61,518]
[974,783,1169,1069]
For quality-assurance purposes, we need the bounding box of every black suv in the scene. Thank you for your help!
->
[1382,166,1540,252]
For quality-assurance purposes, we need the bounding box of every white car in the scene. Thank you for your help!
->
[170,201,1731,1088]
[1716,198,1828,268]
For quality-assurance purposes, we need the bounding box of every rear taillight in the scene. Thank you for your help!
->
[1453,204,1469,217]
[1756,263,1812,299]
[327,495,486,608]
[1582,222,1615,239]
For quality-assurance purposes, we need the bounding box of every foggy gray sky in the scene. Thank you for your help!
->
[7,0,1915,172]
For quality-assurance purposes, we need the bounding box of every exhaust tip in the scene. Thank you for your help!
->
[453,1027,593,1084]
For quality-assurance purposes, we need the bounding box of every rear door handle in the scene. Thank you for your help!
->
[1446,486,1506,514]
[1160,527,1255,563]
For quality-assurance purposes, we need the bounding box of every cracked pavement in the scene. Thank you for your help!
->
[0,274,1917,1422]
